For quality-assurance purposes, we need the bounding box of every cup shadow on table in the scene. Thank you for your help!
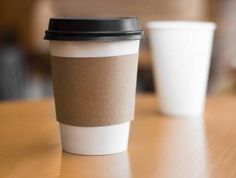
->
[59,150,132,178]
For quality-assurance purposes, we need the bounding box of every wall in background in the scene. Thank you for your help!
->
[0,0,235,100]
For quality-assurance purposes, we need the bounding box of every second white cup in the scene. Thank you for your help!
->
[147,21,216,117]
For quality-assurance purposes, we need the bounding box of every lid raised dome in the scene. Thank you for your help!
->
[44,17,144,41]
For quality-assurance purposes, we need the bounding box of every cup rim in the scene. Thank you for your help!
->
[147,21,216,30]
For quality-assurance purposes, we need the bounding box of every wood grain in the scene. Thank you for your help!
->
[0,94,236,178]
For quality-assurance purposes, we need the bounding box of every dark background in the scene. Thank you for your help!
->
[0,0,236,100]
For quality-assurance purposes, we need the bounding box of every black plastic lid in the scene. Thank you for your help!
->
[44,17,144,41]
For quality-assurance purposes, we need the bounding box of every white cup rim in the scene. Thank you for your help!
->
[147,21,216,30]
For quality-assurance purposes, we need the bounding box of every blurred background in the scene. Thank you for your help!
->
[0,0,236,100]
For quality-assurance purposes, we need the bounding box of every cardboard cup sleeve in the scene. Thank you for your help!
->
[51,54,138,127]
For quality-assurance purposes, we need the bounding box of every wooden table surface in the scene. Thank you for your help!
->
[0,94,236,178]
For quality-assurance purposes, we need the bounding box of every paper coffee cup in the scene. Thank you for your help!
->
[45,18,143,155]
[147,21,216,117]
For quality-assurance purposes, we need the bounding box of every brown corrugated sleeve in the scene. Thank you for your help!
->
[51,54,138,127]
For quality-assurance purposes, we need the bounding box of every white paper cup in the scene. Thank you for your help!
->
[50,40,140,155]
[45,18,143,155]
[147,21,216,117]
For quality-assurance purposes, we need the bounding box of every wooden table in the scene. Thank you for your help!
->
[0,94,236,178]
